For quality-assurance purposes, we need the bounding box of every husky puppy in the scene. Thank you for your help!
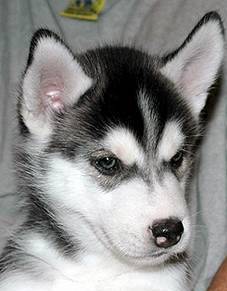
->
[0,11,224,291]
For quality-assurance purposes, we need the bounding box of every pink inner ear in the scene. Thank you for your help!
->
[40,75,65,113]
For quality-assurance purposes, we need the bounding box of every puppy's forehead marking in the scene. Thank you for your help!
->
[158,121,184,161]
[103,127,145,167]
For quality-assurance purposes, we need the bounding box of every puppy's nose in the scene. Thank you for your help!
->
[150,218,184,248]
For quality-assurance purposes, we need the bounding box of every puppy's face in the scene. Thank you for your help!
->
[18,13,224,265]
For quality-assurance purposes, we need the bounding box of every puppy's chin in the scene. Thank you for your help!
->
[108,246,185,267]
[124,249,189,268]
[116,252,173,268]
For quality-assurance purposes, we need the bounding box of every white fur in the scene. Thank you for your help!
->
[0,233,187,291]
[161,20,224,116]
[103,127,145,167]
[43,154,190,263]
[22,36,92,137]
[158,121,184,161]
[0,115,191,290]
[0,263,187,291]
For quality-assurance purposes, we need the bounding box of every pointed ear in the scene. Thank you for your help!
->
[161,12,224,117]
[21,29,92,137]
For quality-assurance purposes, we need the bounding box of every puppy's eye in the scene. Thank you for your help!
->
[93,156,120,175]
[170,151,184,169]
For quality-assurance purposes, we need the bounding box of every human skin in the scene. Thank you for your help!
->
[208,258,227,291]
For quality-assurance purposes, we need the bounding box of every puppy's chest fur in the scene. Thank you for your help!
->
[52,261,184,291]
[11,235,184,291]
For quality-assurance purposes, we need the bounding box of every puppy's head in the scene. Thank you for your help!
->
[18,12,224,265]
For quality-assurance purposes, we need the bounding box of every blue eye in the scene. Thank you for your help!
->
[170,151,184,169]
[93,156,120,175]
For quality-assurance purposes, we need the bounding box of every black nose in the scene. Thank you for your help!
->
[150,218,184,248]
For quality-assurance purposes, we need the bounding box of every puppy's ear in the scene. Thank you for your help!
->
[20,29,92,137]
[161,12,224,118]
